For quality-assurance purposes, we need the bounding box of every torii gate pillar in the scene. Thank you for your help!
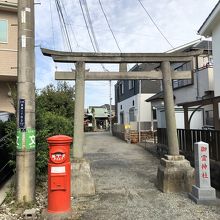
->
[157,61,194,193]
[73,61,85,159]
[71,61,95,197]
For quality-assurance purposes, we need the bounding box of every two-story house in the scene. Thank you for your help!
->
[198,0,220,127]
[0,0,17,120]
[115,64,161,131]
[146,40,214,129]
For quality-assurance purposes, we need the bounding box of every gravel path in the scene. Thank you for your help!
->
[73,132,220,220]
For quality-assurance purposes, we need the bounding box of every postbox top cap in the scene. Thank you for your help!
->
[47,135,73,144]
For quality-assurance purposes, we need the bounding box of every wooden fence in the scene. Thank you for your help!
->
[157,128,220,162]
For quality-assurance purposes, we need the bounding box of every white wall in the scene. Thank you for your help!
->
[117,95,137,124]
[157,107,204,129]
[139,94,155,122]
[212,22,220,117]
[213,22,220,97]
[117,93,155,124]
[174,68,213,105]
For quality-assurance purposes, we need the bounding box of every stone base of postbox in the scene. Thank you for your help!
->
[41,209,73,220]
[189,185,220,205]
[71,159,95,197]
[157,155,195,193]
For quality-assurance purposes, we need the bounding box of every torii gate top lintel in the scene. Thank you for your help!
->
[41,48,203,64]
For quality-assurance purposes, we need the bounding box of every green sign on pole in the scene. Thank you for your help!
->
[17,128,36,151]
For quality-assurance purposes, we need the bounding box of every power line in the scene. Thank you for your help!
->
[49,0,90,52]
[78,0,97,52]
[80,0,109,72]
[55,0,73,51]
[68,23,194,42]
[98,0,122,53]
[56,3,69,50]
[82,0,100,52]
[137,0,174,49]
[59,0,80,48]
[49,0,55,49]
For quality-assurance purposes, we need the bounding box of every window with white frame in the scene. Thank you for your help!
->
[0,20,8,43]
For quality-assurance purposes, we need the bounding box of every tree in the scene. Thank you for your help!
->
[35,82,74,177]
[3,82,75,180]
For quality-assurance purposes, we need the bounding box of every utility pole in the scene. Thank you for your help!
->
[16,0,35,202]
[138,79,141,143]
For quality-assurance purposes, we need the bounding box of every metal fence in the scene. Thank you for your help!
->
[157,128,220,162]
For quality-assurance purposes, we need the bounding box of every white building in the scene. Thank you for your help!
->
[147,40,214,129]
[198,1,220,121]
[115,64,161,131]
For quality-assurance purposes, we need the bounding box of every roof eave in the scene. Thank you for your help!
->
[199,22,215,37]
[198,1,220,37]
[0,3,17,12]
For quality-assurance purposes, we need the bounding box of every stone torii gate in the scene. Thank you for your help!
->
[41,48,201,194]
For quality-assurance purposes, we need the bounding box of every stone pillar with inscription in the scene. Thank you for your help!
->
[189,141,218,204]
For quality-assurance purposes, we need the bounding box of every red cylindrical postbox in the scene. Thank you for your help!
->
[47,135,72,215]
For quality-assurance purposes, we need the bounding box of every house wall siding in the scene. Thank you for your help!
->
[0,11,17,78]
[172,67,214,128]
[117,93,154,124]
[0,7,17,113]
[157,107,204,129]
[174,68,213,104]
[213,22,220,99]
[115,80,161,103]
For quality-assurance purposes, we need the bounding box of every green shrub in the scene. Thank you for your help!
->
[35,82,74,178]
[4,118,17,168]
[35,111,73,176]
[2,82,75,181]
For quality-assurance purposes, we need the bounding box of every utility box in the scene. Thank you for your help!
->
[47,135,72,215]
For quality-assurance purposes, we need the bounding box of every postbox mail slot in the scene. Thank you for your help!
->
[50,151,66,163]
[51,175,66,191]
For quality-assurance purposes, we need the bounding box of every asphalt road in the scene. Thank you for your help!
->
[73,132,220,220]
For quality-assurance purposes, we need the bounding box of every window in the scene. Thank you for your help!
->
[173,79,192,89]
[120,112,124,124]
[128,80,134,90]
[119,81,124,95]
[0,20,8,43]
[129,107,135,122]
[152,108,157,120]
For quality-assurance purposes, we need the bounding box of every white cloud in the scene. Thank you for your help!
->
[35,0,219,107]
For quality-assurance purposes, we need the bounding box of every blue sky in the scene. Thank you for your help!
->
[35,0,218,107]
